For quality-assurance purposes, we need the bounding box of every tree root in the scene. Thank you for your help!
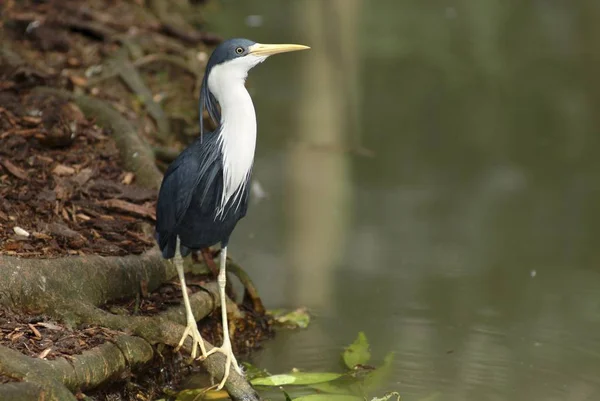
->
[31,87,163,189]
[0,335,153,401]
[0,250,261,401]
[106,47,171,141]
[147,0,222,45]
[228,260,265,315]
[134,53,199,77]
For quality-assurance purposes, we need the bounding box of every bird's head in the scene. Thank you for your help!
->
[200,38,309,133]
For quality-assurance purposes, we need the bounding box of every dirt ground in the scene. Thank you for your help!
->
[0,306,121,360]
[0,90,157,258]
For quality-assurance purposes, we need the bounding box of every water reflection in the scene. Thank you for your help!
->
[205,1,600,400]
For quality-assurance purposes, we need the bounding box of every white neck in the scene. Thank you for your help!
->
[208,59,258,216]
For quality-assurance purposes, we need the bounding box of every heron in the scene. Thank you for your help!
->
[155,38,309,389]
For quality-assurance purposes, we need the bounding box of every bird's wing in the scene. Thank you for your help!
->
[155,138,221,235]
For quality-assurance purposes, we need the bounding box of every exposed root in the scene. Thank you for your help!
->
[106,47,171,141]
[228,260,266,315]
[31,87,163,189]
[0,251,262,401]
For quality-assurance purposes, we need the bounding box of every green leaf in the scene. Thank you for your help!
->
[370,392,401,401]
[174,388,204,401]
[251,372,342,386]
[293,395,363,401]
[174,388,229,401]
[343,332,371,369]
[310,381,354,395]
[241,361,270,381]
[363,352,395,392]
[310,375,361,396]
[269,308,311,329]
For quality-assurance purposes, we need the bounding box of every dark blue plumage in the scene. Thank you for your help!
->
[155,131,250,259]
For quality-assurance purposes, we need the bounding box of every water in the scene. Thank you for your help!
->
[197,1,600,400]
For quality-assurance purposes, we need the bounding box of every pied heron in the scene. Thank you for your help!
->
[155,38,309,388]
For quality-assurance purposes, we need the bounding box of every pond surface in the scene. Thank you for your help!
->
[196,1,600,400]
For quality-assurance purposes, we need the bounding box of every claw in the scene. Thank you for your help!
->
[200,339,242,389]
[176,320,208,360]
[173,237,209,360]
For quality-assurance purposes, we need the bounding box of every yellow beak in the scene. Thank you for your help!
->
[248,43,310,56]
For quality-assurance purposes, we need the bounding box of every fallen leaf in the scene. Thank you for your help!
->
[72,168,94,186]
[13,226,30,237]
[36,155,54,163]
[53,164,76,176]
[269,307,311,329]
[38,347,53,359]
[343,332,371,369]
[36,322,63,331]
[0,159,28,180]
[99,199,156,220]
[28,323,42,339]
[11,331,25,342]
[53,181,71,200]
[4,243,22,251]
[32,232,52,240]
[70,75,88,86]
[122,171,135,185]
[251,372,342,387]
[21,116,42,125]
[46,223,81,239]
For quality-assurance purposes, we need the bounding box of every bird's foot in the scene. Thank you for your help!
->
[174,320,208,360]
[200,338,242,389]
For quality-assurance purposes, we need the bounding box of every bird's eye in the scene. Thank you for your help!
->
[235,47,244,54]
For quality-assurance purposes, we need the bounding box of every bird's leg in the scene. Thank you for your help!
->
[201,247,238,302]
[201,246,243,389]
[173,237,208,359]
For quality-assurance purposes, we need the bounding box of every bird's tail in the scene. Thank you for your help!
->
[155,231,176,259]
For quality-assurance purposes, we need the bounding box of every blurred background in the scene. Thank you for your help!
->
[202,1,600,400]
